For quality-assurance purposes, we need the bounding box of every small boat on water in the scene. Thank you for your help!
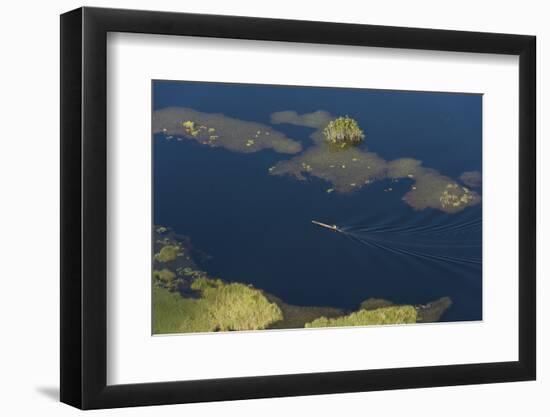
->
[311,220,340,232]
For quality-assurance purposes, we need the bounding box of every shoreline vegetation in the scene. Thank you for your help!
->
[152,226,453,334]
[153,107,481,213]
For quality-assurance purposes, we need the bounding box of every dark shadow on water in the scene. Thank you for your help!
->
[36,386,59,401]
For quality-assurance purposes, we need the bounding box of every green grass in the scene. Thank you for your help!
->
[153,286,212,333]
[153,269,177,288]
[153,277,283,334]
[154,245,181,262]
[305,305,417,328]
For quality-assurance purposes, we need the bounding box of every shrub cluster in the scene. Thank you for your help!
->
[153,276,283,333]
[154,244,181,262]
[322,116,365,147]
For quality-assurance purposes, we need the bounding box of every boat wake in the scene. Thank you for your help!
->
[320,209,482,268]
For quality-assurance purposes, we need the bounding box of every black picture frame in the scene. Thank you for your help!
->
[60,6,536,410]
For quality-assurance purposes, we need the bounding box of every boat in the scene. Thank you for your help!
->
[311,220,340,232]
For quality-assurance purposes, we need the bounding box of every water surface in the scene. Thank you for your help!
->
[153,81,482,322]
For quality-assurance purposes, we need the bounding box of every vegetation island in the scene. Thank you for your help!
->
[153,107,481,214]
[269,111,481,213]
[153,107,302,154]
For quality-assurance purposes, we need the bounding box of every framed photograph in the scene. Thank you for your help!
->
[60,7,536,409]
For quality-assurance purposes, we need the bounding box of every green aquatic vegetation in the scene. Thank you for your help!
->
[178,266,205,279]
[359,297,452,323]
[266,295,345,329]
[386,158,423,179]
[399,168,481,213]
[305,305,417,328]
[459,170,482,188]
[439,184,475,208]
[159,106,481,214]
[270,145,387,193]
[384,158,481,213]
[153,226,201,288]
[322,116,365,147]
[271,144,479,212]
[269,111,481,213]
[182,120,200,137]
[154,244,181,262]
[153,276,283,334]
[153,107,302,154]
[153,269,177,289]
[359,298,396,311]
[269,294,451,329]
[156,237,171,245]
[416,297,453,323]
[270,110,333,129]
[153,286,212,334]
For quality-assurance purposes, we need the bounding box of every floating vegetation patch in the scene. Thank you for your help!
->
[153,107,302,154]
[416,297,453,323]
[153,269,177,290]
[459,170,482,188]
[360,298,397,311]
[154,107,480,213]
[270,110,333,129]
[154,244,182,263]
[386,158,422,178]
[268,111,481,213]
[386,159,481,213]
[152,226,201,294]
[403,169,480,213]
[270,145,387,193]
[305,305,417,328]
[266,294,345,329]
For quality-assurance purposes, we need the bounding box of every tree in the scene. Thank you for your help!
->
[322,116,365,147]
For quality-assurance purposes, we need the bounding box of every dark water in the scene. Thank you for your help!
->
[153,81,482,322]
